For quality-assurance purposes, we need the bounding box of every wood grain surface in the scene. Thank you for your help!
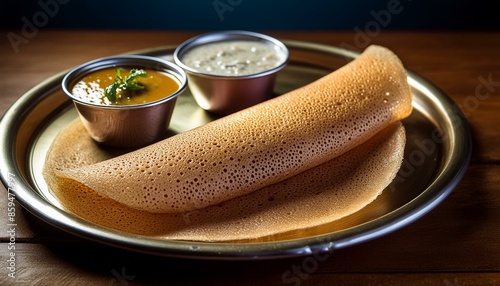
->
[0,30,499,285]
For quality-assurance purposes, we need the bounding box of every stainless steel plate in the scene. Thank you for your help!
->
[0,41,471,259]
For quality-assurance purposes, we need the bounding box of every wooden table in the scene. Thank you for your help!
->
[1,30,499,285]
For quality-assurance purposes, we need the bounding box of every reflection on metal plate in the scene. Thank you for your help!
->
[0,41,471,259]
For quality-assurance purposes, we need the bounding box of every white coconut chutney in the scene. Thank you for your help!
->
[181,40,287,76]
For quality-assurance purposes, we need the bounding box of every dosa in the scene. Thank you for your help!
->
[43,45,412,240]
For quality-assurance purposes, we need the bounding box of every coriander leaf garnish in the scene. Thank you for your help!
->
[104,68,148,102]
[104,69,122,102]
[125,69,147,85]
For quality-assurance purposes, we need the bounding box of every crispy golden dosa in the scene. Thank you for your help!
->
[50,45,412,215]
[44,119,405,241]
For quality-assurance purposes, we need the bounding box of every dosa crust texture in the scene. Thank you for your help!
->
[53,45,412,214]
[43,119,405,241]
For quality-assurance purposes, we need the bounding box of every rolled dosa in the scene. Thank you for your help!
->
[49,45,412,215]
[44,119,406,240]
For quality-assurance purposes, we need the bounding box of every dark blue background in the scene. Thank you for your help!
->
[0,0,496,30]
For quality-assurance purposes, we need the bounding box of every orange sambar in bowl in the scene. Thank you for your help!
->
[71,67,180,106]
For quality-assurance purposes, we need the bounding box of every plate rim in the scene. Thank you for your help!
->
[0,41,472,260]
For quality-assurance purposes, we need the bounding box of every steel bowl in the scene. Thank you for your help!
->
[173,30,289,115]
[62,55,187,148]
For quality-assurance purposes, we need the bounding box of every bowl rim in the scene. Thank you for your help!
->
[61,55,187,109]
[173,30,290,79]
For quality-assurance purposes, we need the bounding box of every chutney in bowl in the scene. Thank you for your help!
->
[71,67,181,106]
[174,30,289,115]
[62,55,187,148]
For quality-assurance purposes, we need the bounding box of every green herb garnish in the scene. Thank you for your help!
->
[104,69,148,102]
